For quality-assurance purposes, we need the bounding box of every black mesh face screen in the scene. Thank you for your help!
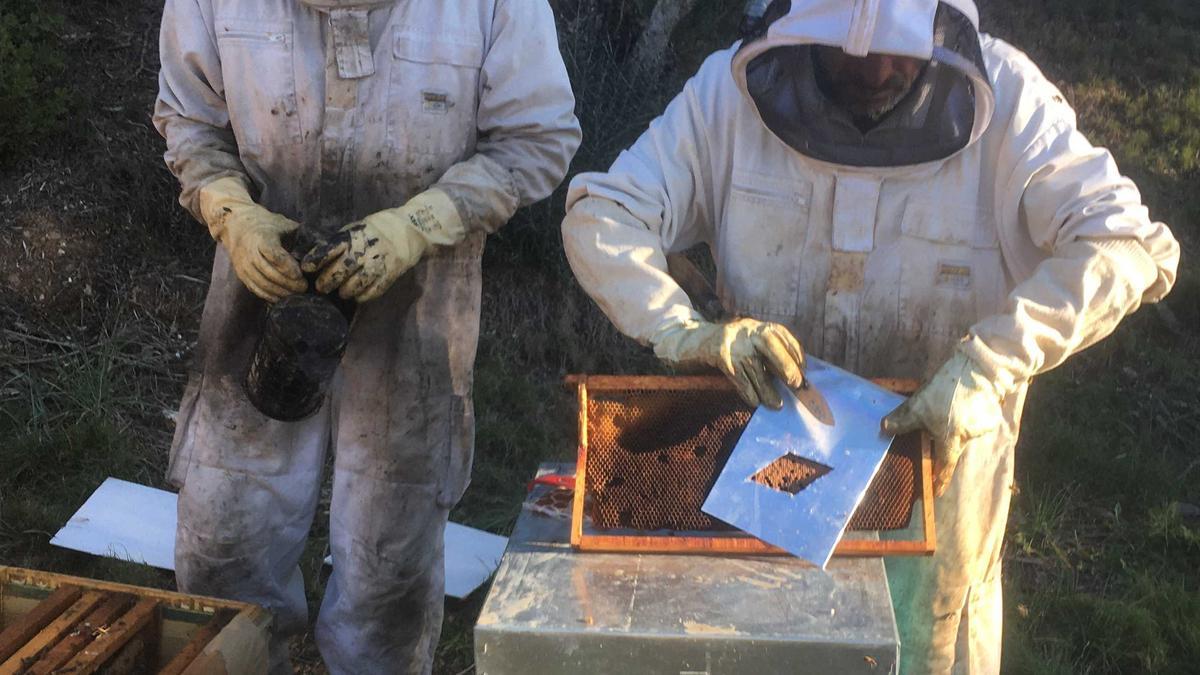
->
[741,2,991,168]
[584,384,920,533]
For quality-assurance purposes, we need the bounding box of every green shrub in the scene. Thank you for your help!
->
[0,0,69,166]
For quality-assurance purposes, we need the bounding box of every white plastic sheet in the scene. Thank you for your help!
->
[50,477,177,569]
[51,477,507,598]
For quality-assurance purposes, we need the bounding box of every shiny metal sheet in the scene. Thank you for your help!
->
[474,463,899,675]
[701,358,906,568]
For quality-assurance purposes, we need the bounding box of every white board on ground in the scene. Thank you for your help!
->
[50,476,177,568]
[51,477,508,599]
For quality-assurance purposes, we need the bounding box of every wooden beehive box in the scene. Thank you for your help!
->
[0,566,270,674]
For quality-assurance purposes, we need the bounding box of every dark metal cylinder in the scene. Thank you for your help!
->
[243,294,350,422]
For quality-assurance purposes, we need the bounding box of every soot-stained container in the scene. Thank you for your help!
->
[243,293,352,422]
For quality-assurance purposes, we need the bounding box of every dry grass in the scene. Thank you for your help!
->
[1,1,1197,674]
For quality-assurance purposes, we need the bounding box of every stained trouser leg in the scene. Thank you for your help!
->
[316,451,450,675]
[175,377,331,675]
[886,423,1015,675]
[314,376,461,674]
[887,552,966,675]
[958,571,1003,674]
[314,250,481,674]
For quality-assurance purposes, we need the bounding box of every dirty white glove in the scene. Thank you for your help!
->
[881,351,1005,497]
[302,189,465,303]
[652,318,806,410]
[198,176,308,303]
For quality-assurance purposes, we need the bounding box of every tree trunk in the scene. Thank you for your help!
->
[629,0,700,78]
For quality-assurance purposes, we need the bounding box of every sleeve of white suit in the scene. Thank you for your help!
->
[561,57,726,345]
[435,0,582,233]
[961,54,1181,394]
[153,0,249,222]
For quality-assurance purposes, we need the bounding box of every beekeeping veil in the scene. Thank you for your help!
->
[300,0,396,79]
[732,0,995,168]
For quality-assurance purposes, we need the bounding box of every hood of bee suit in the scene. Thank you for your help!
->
[731,0,995,168]
[299,0,397,79]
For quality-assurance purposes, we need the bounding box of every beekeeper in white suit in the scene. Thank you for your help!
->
[561,0,1178,671]
[153,0,579,672]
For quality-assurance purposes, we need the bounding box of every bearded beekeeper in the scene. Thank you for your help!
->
[153,0,579,671]
[561,0,1178,672]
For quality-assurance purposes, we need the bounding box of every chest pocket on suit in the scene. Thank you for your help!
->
[387,29,482,168]
[215,18,302,148]
[896,199,1007,358]
[718,170,813,319]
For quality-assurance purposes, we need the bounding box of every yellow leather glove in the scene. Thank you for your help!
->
[881,351,1005,497]
[198,176,307,303]
[652,318,806,410]
[301,189,465,303]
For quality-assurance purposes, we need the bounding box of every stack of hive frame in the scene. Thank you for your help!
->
[0,567,268,675]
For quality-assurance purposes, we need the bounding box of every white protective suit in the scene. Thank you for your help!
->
[154,1,580,673]
[561,1,1178,673]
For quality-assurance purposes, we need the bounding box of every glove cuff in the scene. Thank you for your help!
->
[649,316,711,365]
[197,175,254,242]
[400,188,467,247]
[956,336,1019,397]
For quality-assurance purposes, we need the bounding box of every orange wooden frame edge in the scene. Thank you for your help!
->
[568,374,937,557]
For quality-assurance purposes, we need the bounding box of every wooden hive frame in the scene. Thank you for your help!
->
[567,375,937,557]
[0,566,269,675]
